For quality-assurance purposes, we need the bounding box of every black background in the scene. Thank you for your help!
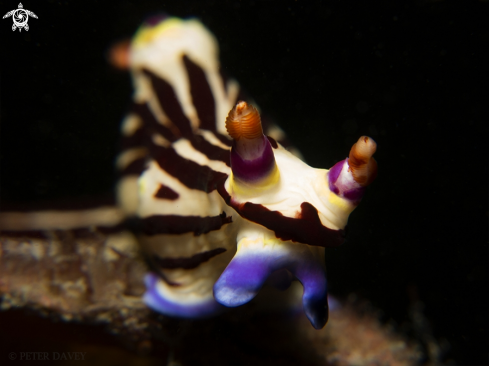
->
[0,1,487,364]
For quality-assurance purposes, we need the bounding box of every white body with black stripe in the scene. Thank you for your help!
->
[117,17,294,317]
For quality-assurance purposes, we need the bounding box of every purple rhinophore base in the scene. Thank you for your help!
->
[214,246,328,329]
[143,273,224,318]
[328,159,366,203]
[231,136,276,182]
[328,160,344,188]
[343,186,366,201]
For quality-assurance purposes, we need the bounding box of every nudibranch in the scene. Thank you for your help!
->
[115,16,377,329]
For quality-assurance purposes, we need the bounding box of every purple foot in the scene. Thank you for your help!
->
[214,240,328,329]
[143,273,224,318]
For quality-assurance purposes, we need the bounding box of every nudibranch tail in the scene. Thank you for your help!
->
[107,39,131,70]
[226,101,278,185]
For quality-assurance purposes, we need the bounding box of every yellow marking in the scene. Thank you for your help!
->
[132,17,183,47]
[236,237,262,253]
[139,176,147,195]
[327,190,353,212]
[236,236,286,255]
[262,237,285,248]
[231,164,280,196]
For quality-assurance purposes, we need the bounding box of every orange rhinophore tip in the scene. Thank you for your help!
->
[349,136,378,186]
[107,39,131,70]
[225,101,263,141]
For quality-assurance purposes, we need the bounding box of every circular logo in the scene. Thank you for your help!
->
[12,9,28,27]
[9,352,17,360]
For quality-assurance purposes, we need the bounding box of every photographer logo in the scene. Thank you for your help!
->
[3,3,38,32]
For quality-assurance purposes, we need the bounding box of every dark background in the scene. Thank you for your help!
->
[0,0,487,364]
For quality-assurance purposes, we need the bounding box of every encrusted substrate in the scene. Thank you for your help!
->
[0,230,425,365]
[0,229,151,346]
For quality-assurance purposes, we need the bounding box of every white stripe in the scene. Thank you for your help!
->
[121,113,142,136]
[266,124,286,142]
[138,160,225,218]
[132,70,176,132]
[197,130,231,150]
[117,176,140,215]
[172,138,230,175]
[152,133,171,148]
[116,147,147,170]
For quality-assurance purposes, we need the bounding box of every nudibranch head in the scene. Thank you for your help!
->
[214,104,378,329]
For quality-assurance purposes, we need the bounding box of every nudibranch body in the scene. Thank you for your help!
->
[116,16,377,329]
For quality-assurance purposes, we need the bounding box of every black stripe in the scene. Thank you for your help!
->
[218,183,345,248]
[183,55,216,131]
[120,156,147,176]
[120,126,146,151]
[131,102,176,142]
[154,184,179,200]
[214,132,233,147]
[141,211,232,236]
[129,103,230,165]
[189,135,230,166]
[267,136,278,149]
[144,254,180,287]
[152,248,227,270]
[143,69,193,138]
[149,142,228,192]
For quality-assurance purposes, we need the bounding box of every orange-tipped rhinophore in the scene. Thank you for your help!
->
[349,136,378,186]
[107,39,131,70]
[225,101,263,141]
